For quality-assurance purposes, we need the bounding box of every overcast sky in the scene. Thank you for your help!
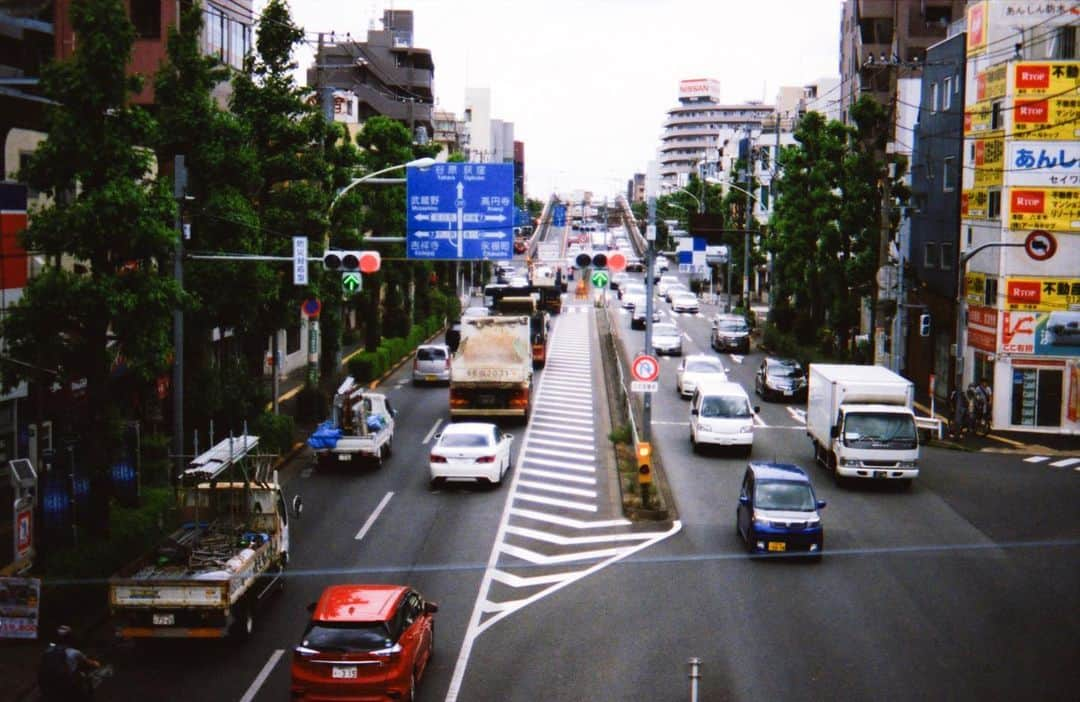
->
[281,0,845,199]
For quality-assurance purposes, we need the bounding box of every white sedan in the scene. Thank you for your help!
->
[671,292,700,313]
[429,423,514,487]
[676,354,727,398]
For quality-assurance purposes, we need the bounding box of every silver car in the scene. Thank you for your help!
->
[413,344,451,384]
[652,323,683,355]
[671,292,700,313]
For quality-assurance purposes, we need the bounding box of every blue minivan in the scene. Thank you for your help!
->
[737,462,826,558]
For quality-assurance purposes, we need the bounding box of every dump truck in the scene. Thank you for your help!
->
[307,377,396,469]
[806,364,920,483]
[450,314,533,420]
[494,295,550,369]
[108,436,301,641]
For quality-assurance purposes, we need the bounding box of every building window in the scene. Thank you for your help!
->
[1011,368,1063,427]
[131,0,161,39]
[943,77,952,110]
[990,100,1003,130]
[1052,25,1077,59]
[954,73,960,94]
[983,276,998,306]
[931,82,939,113]
[940,242,953,270]
[924,242,937,269]
[758,185,769,210]
[988,189,1002,218]
[943,156,956,192]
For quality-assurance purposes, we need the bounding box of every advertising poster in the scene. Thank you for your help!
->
[1001,310,1080,356]
[1005,277,1080,311]
[1012,61,1080,100]
[1007,188,1080,231]
[965,271,988,306]
[962,189,988,219]
[964,103,992,137]
[973,138,1005,187]
[968,305,998,352]
[1007,141,1080,187]
[1068,361,1079,423]
[1011,97,1080,140]
[0,577,40,639]
[966,1,988,55]
[976,63,1007,102]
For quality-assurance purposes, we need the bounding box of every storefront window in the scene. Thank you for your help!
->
[1011,367,1063,427]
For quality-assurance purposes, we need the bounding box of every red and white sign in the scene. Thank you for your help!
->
[1007,279,1042,305]
[1024,230,1057,261]
[16,508,32,559]
[678,78,721,100]
[1011,190,1046,214]
[1001,311,1037,354]
[1015,64,1050,90]
[967,305,998,352]
[631,354,660,383]
[1015,100,1049,124]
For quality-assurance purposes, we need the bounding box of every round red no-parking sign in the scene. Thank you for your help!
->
[631,354,660,383]
[1024,230,1057,261]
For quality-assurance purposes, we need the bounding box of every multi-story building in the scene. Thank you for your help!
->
[906,23,966,410]
[838,0,966,124]
[658,78,774,188]
[310,9,434,143]
[957,1,1079,436]
[432,109,467,157]
[513,141,525,202]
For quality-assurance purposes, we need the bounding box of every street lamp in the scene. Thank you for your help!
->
[329,156,436,213]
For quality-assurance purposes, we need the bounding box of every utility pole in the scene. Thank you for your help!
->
[172,156,187,479]
[643,162,658,441]
[742,125,753,309]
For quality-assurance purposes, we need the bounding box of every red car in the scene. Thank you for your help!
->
[291,584,438,701]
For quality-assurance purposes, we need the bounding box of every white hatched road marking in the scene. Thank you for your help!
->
[1049,457,1080,468]
[1024,456,1050,463]
[446,301,681,702]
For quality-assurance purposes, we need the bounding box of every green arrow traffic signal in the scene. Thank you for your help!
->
[342,272,362,294]
[591,270,609,288]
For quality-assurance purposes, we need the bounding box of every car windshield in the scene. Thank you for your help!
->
[686,360,724,374]
[755,481,815,511]
[700,396,751,418]
[653,324,678,336]
[717,319,748,332]
[843,413,918,444]
[768,361,802,377]
[303,621,392,652]
[440,432,491,448]
[417,348,446,361]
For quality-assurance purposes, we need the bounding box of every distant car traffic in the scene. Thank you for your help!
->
[664,283,690,303]
[755,357,808,402]
[651,322,683,355]
[736,462,825,558]
[656,275,680,298]
[670,291,700,313]
[711,314,751,354]
[413,344,451,384]
[676,354,727,398]
[689,379,758,454]
[429,422,514,487]
[291,584,438,701]
[622,285,645,307]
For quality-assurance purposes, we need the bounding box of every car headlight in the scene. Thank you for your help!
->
[739,424,754,433]
[753,516,770,529]
[899,461,917,469]
[840,458,859,466]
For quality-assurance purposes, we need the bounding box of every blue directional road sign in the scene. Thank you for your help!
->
[407,163,515,260]
[552,204,567,227]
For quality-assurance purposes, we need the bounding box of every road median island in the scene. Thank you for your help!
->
[594,303,676,522]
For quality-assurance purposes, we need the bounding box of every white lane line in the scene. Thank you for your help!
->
[509,507,630,529]
[528,425,595,439]
[238,649,285,702]
[536,390,591,403]
[1023,456,1050,463]
[505,525,659,546]
[422,419,442,444]
[729,354,744,364]
[519,467,596,485]
[532,407,595,420]
[525,445,595,461]
[499,542,620,565]
[521,456,596,473]
[490,569,573,588]
[354,492,394,540]
[539,376,593,387]
[516,479,597,498]
[527,435,596,450]
[1049,457,1080,468]
[513,492,598,512]
[752,413,768,427]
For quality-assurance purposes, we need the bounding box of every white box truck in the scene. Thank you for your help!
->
[806,364,920,482]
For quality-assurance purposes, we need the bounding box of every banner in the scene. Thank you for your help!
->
[966,1,988,55]
[964,103,993,136]
[965,271,988,305]
[1007,141,1080,186]
[1013,62,1080,100]
[962,189,989,219]
[1007,187,1080,231]
[1005,277,1080,311]
[973,138,1004,187]
[0,577,40,639]
[1011,97,1080,140]
[977,63,1008,102]
[1001,310,1080,356]
[1068,361,1079,422]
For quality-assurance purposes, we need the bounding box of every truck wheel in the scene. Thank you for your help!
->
[385,437,393,458]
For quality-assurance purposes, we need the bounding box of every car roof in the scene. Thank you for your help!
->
[747,461,812,484]
[312,584,407,622]
[765,356,800,366]
[694,379,749,396]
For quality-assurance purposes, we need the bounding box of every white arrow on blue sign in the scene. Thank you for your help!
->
[406,163,515,260]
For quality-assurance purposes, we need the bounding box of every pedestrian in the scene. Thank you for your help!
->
[949,385,970,438]
[38,625,101,701]
[978,378,993,409]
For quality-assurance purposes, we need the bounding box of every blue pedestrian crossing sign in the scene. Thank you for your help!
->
[407,163,515,260]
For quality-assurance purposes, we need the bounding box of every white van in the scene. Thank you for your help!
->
[689,380,759,455]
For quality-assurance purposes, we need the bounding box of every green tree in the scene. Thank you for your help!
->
[154,2,268,437]
[2,0,181,530]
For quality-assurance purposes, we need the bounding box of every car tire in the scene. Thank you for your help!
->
[690,431,698,453]
[429,477,443,489]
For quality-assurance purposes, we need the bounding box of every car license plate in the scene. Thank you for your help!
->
[152,613,174,626]
[784,390,793,396]
[874,470,885,478]
[338,454,351,462]
[426,374,437,381]
[767,542,786,552]
[331,666,357,679]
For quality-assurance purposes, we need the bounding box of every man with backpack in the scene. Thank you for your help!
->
[38,625,101,701]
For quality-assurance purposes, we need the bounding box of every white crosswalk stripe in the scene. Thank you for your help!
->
[1049,457,1080,468]
[1024,456,1051,463]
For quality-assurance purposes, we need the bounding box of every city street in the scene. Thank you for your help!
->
[82,270,1080,702]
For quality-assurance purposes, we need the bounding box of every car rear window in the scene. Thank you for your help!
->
[418,348,446,361]
[303,621,393,652]
[440,433,491,448]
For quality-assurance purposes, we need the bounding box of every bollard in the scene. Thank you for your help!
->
[687,657,701,702]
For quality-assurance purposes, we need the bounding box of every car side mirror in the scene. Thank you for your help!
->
[503,433,514,441]
[830,425,839,438]
[391,408,399,417]
[291,495,303,518]
[738,495,749,505]
[424,601,439,614]
[816,500,827,510]
[690,408,699,416]
[753,406,760,414]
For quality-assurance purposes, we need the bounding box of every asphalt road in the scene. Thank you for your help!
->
[90,266,1079,702]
